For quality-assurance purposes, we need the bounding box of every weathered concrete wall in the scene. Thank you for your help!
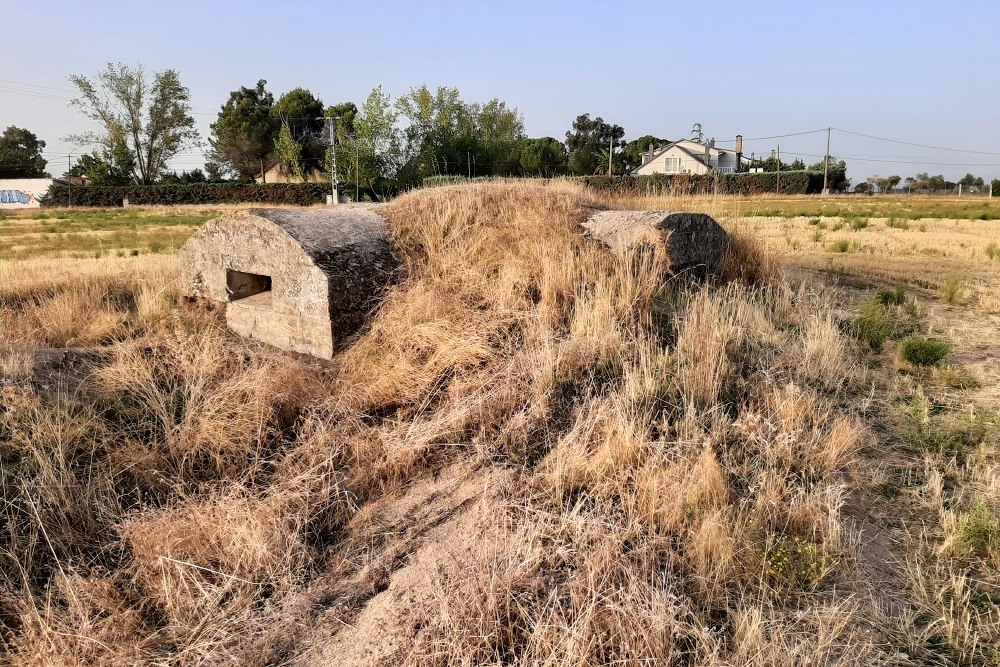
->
[0,179,54,208]
[582,211,730,275]
[180,206,400,358]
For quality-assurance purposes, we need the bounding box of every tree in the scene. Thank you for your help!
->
[209,80,276,180]
[690,122,705,144]
[67,150,133,185]
[622,134,666,172]
[68,62,199,184]
[565,114,625,175]
[0,126,48,177]
[958,173,985,190]
[273,121,304,181]
[873,174,901,193]
[396,84,466,179]
[519,137,568,177]
[271,88,325,173]
[352,86,402,193]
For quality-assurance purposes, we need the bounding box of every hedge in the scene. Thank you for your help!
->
[40,182,331,208]
[576,171,833,196]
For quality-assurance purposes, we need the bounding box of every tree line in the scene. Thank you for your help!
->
[3,62,997,197]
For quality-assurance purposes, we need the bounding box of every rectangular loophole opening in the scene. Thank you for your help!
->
[227,269,272,301]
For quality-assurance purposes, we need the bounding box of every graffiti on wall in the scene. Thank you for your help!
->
[0,190,37,205]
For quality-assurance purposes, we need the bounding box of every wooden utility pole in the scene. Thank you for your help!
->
[608,136,613,177]
[468,151,471,179]
[822,127,831,195]
[776,144,780,194]
[355,138,360,202]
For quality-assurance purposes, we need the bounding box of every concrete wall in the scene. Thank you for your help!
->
[0,179,54,208]
[180,208,400,359]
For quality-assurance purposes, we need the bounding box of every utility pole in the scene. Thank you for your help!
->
[67,155,72,207]
[355,137,360,202]
[468,151,471,179]
[322,116,339,205]
[822,127,831,195]
[776,144,780,194]
[608,136,614,177]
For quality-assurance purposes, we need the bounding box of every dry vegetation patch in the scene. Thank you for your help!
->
[2,182,999,665]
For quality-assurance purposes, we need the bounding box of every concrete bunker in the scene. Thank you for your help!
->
[180,207,400,359]
[582,211,730,275]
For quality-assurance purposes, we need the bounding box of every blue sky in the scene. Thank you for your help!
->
[3,0,999,182]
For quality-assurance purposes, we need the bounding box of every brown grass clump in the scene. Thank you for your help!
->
[5,181,975,664]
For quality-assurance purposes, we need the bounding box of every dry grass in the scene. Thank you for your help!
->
[2,181,998,665]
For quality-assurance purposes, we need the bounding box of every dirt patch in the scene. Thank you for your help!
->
[232,462,513,666]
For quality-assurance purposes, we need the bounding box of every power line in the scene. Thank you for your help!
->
[832,127,1000,157]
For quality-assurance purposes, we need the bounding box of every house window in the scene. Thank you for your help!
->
[663,157,682,173]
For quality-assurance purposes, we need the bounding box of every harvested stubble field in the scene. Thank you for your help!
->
[1,182,999,665]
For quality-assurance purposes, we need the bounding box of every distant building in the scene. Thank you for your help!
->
[631,138,742,176]
[254,163,326,184]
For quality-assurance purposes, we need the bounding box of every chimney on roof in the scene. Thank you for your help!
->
[735,134,743,171]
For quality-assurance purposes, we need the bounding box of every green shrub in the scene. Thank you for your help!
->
[830,239,851,253]
[887,217,910,230]
[808,217,821,226]
[849,217,869,230]
[40,182,342,208]
[938,275,965,304]
[765,537,834,586]
[576,171,831,196]
[899,335,951,366]
[957,503,998,557]
[811,230,825,243]
[932,366,979,390]
[874,282,907,306]
[986,242,999,261]
[849,300,895,351]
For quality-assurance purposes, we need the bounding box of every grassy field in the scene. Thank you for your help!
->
[0,207,219,260]
[724,194,1000,220]
[1,183,999,665]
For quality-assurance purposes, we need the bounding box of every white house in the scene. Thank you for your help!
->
[631,139,741,176]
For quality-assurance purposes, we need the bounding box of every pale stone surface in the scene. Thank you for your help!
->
[180,206,400,358]
[582,210,730,275]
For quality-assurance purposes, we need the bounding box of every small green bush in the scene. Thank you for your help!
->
[811,230,825,243]
[957,503,998,557]
[849,217,869,230]
[938,275,965,304]
[765,537,834,586]
[808,217,821,226]
[850,300,895,351]
[986,242,999,261]
[887,217,910,230]
[830,239,851,253]
[875,282,907,306]
[899,335,951,366]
